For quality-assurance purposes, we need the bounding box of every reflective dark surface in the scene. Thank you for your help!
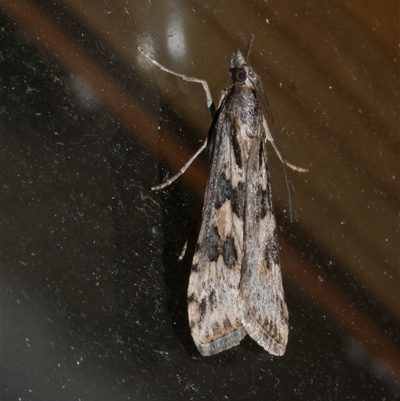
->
[2,1,399,400]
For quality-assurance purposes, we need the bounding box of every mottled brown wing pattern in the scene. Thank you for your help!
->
[187,107,247,356]
[239,137,289,356]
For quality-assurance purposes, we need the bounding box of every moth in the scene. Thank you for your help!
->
[139,39,306,356]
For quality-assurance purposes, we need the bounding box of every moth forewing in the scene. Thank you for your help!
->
[187,105,246,356]
[238,137,289,356]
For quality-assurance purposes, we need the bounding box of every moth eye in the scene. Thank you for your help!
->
[232,68,247,83]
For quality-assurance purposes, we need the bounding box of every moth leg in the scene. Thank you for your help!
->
[138,46,215,117]
[178,205,203,260]
[270,140,308,172]
[262,116,308,172]
[178,240,188,260]
[150,139,208,191]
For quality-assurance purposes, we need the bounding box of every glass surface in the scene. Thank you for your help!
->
[2,0,399,400]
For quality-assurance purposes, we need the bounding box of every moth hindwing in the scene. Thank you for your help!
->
[140,44,304,356]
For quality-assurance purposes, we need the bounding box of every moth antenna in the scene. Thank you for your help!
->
[256,81,296,222]
[245,35,255,60]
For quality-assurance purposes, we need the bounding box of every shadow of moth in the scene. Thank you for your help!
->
[139,39,306,356]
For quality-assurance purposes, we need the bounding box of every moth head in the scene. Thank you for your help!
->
[230,49,259,89]
[230,49,247,69]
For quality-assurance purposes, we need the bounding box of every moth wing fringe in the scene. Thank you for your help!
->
[239,299,286,356]
[195,326,246,356]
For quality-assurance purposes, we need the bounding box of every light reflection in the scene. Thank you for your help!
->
[166,17,186,60]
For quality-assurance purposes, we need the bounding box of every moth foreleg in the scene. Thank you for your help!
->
[262,116,308,173]
[150,139,208,191]
[138,46,215,117]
